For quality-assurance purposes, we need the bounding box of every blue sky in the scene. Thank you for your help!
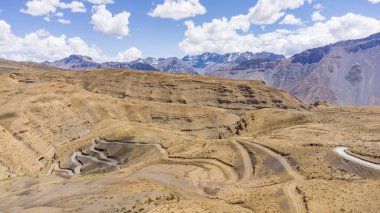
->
[0,0,379,62]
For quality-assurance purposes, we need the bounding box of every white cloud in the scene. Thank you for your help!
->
[91,5,130,39]
[20,0,86,22]
[58,18,71,24]
[311,11,326,22]
[313,3,322,10]
[369,0,380,3]
[280,14,303,25]
[0,20,12,40]
[114,47,143,62]
[55,12,64,17]
[149,0,206,20]
[44,16,51,22]
[0,19,142,63]
[60,1,86,13]
[179,13,380,57]
[87,0,114,4]
[35,29,50,37]
[20,0,60,16]
[248,0,305,25]
[174,0,305,37]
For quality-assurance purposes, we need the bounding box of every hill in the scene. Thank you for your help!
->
[0,59,378,212]
[44,33,380,106]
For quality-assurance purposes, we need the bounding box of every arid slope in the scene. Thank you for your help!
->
[0,61,379,213]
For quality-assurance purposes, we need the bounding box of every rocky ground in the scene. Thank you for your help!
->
[0,59,379,212]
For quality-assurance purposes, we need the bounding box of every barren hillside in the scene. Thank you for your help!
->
[0,61,378,213]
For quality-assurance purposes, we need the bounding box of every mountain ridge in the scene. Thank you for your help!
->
[43,32,380,106]
[44,51,286,74]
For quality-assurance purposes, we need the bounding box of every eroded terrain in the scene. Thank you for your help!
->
[0,59,379,212]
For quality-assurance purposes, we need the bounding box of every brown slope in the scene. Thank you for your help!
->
[0,59,306,177]
[0,58,63,74]
[0,60,379,212]
[0,76,247,176]
[7,68,306,113]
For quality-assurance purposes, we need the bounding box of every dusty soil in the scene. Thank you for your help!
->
[0,59,379,212]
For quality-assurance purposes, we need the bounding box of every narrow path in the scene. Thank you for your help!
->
[50,164,74,176]
[70,152,82,175]
[96,139,167,155]
[239,140,305,213]
[90,140,119,165]
[283,180,305,213]
[333,147,380,170]
[52,139,120,176]
[241,141,303,180]
[97,139,239,184]
[76,151,118,167]
[53,138,240,184]
[230,140,254,182]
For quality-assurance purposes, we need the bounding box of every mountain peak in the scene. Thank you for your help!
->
[65,55,93,62]
[44,54,99,70]
[290,32,380,65]
[367,32,380,39]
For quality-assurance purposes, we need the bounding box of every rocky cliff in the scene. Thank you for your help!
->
[271,33,380,105]
[214,33,380,105]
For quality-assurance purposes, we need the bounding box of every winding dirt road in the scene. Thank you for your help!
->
[239,140,306,213]
[231,141,254,182]
[333,147,380,170]
[50,138,308,212]
[52,139,120,176]
[97,139,240,184]
[52,139,241,185]
[90,140,119,165]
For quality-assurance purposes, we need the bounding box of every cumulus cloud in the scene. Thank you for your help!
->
[114,47,143,62]
[149,0,206,20]
[91,5,130,39]
[20,0,61,16]
[311,11,326,22]
[58,18,71,24]
[55,12,64,17]
[20,0,85,23]
[280,14,303,25]
[60,1,86,13]
[174,0,305,36]
[368,0,380,3]
[21,0,86,15]
[179,13,380,57]
[248,0,305,25]
[0,19,142,63]
[313,3,322,10]
[87,0,114,4]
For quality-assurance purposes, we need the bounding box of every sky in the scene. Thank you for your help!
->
[0,0,380,62]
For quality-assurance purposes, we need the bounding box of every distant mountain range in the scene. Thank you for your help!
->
[44,51,285,75]
[45,32,380,106]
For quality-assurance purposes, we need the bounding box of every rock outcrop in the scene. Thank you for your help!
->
[215,33,380,105]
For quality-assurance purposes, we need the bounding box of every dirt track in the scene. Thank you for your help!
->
[239,140,306,213]
[334,147,380,170]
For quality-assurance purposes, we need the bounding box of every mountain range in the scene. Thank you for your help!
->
[44,51,285,75]
[44,32,380,106]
